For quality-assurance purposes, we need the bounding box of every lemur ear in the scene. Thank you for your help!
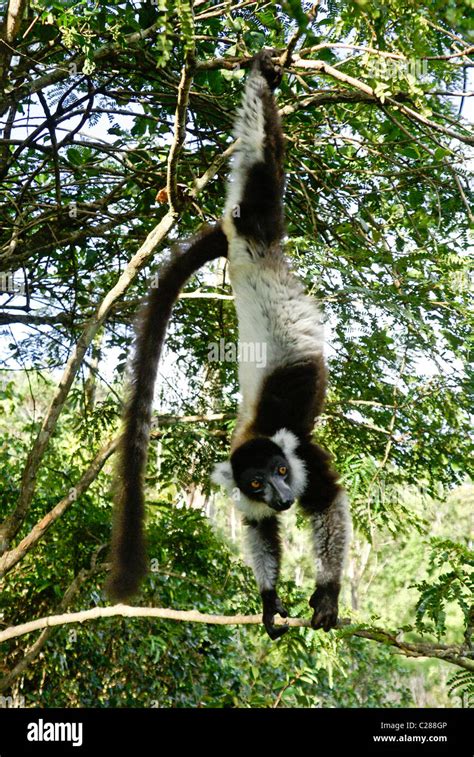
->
[211,461,234,491]
[271,428,298,457]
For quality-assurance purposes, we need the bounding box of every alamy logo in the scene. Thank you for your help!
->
[27,718,83,748]
[0,271,25,295]
[208,339,267,368]
[0,695,25,707]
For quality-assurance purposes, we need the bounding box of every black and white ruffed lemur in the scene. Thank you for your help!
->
[107,50,351,640]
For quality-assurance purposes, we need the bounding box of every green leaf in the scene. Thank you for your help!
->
[66,147,82,165]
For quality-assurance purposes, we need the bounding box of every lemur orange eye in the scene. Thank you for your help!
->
[251,480,261,489]
[278,466,287,476]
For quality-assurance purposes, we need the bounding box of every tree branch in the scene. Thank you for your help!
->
[279,88,410,117]
[0,291,234,327]
[280,1,320,67]
[0,605,471,671]
[290,54,474,146]
[0,549,107,692]
[166,38,196,212]
[153,412,232,426]
[0,0,28,83]
[299,42,474,62]
[0,438,118,576]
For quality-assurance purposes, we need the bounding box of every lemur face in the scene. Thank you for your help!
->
[235,453,294,511]
[231,438,294,512]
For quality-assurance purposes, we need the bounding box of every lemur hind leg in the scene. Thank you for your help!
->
[297,442,351,631]
[223,49,285,251]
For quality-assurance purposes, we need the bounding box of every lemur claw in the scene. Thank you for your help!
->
[263,608,290,639]
[265,621,289,640]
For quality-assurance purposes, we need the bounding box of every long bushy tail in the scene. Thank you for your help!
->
[106,224,228,602]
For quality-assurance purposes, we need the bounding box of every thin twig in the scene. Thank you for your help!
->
[0,439,118,578]
[166,24,196,213]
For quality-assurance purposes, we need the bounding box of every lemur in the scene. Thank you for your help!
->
[107,50,351,640]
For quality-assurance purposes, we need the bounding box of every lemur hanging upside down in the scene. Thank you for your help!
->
[107,50,351,640]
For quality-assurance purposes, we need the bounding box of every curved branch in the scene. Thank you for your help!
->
[0,550,107,692]
[299,42,474,62]
[0,605,472,671]
[0,438,118,578]
[290,54,474,147]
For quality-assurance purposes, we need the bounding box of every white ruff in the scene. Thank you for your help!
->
[211,462,276,522]
[235,494,275,522]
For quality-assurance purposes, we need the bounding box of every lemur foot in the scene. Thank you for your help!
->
[309,584,339,632]
[261,589,289,640]
[252,49,283,91]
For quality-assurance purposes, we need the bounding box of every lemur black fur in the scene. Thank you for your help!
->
[107,225,228,600]
[108,51,351,640]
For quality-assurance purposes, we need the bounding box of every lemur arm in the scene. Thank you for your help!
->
[244,517,289,639]
[107,224,228,602]
[298,442,351,630]
[309,492,350,630]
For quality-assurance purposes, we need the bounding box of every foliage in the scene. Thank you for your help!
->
[447,670,474,708]
[414,538,474,639]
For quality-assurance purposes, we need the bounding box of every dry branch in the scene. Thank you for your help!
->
[166,45,196,212]
[0,439,118,578]
[0,605,472,672]
[0,550,106,692]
